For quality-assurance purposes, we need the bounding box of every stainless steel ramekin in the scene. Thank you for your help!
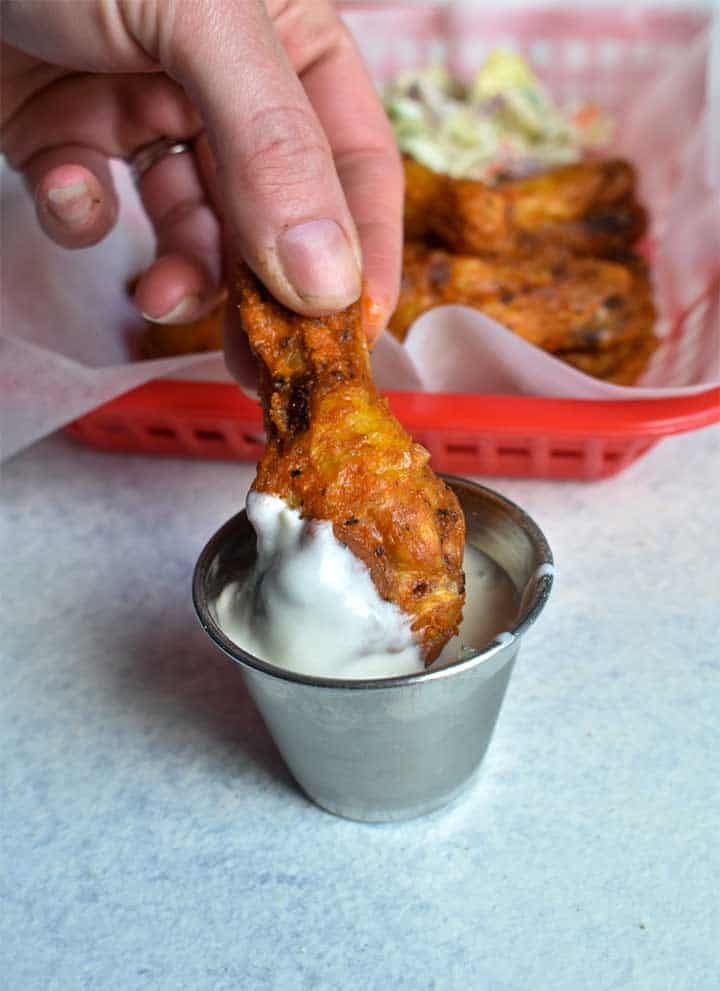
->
[193,477,553,821]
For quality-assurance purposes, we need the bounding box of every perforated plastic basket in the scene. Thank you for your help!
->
[66,3,720,479]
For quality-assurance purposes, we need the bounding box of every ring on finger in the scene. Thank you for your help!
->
[128,137,196,185]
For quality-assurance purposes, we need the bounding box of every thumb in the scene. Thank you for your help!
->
[144,0,362,315]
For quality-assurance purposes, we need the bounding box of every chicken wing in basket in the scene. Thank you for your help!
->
[390,244,657,370]
[403,157,647,260]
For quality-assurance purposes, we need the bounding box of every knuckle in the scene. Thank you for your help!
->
[120,74,199,140]
[154,196,207,232]
[337,145,402,180]
[335,146,404,205]
[327,20,356,57]
[241,105,330,193]
[269,0,345,55]
[155,199,218,255]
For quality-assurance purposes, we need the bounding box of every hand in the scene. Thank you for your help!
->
[1,0,403,351]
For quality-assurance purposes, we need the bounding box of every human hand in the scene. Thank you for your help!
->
[1,0,403,354]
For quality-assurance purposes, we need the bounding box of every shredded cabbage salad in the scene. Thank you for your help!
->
[383,50,611,183]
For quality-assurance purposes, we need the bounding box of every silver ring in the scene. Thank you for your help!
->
[129,137,193,183]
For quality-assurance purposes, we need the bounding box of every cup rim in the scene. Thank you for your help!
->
[192,476,553,691]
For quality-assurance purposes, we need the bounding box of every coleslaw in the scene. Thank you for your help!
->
[384,50,610,183]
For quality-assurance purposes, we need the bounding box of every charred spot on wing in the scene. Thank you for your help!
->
[577,327,604,347]
[603,294,624,310]
[436,505,459,531]
[287,376,312,434]
[585,210,632,234]
[605,249,634,266]
[427,257,452,290]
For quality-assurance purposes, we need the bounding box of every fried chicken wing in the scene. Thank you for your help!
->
[403,157,647,259]
[559,335,659,383]
[390,244,656,359]
[236,266,466,664]
[390,242,556,341]
[479,256,655,353]
[141,151,656,391]
[403,156,446,240]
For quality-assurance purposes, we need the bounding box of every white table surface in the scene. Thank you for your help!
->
[2,425,719,991]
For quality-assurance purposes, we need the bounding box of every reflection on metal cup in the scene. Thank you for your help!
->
[193,477,553,821]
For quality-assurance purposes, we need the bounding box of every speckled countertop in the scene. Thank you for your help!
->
[2,426,719,991]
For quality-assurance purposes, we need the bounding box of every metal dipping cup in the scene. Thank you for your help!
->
[193,478,553,822]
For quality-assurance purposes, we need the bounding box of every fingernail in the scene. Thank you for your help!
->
[46,180,93,227]
[142,295,201,325]
[277,220,361,308]
[363,296,387,345]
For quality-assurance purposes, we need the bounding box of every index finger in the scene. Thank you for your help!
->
[277,7,403,343]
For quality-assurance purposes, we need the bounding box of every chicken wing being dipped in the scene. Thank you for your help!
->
[236,265,466,665]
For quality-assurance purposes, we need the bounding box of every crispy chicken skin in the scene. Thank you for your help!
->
[236,265,466,664]
[391,243,656,357]
[558,335,659,383]
[404,156,446,240]
[403,157,647,259]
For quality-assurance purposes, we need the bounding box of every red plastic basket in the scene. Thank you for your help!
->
[65,379,719,481]
[66,4,720,479]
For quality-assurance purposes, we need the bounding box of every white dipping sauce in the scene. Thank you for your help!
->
[214,493,423,678]
[213,493,519,680]
[435,545,519,668]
